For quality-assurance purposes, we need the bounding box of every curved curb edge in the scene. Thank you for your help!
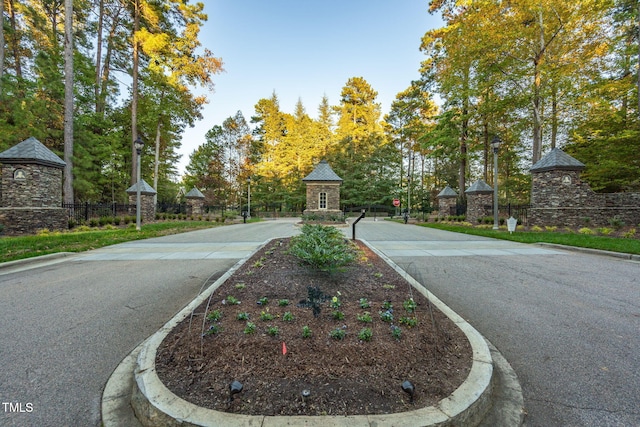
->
[118,238,495,427]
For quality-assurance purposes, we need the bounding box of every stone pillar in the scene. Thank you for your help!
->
[0,137,67,235]
[185,187,205,216]
[436,186,458,217]
[464,180,494,223]
[126,179,157,223]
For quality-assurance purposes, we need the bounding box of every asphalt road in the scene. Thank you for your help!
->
[0,220,299,427]
[353,220,640,426]
[1,218,638,426]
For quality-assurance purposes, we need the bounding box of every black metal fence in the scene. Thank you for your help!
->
[64,202,131,223]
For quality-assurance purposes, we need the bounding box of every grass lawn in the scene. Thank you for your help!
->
[0,221,230,264]
[417,222,640,255]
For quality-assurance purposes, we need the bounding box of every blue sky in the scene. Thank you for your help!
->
[177,1,443,175]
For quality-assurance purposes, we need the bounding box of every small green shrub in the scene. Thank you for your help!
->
[206,309,222,322]
[403,298,417,313]
[225,296,240,305]
[357,328,373,341]
[282,312,294,321]
[332,310,345,320]
[260,311,274,321]
[288,224,356,272]
[236,312,249,321]
[244,322,256,334]
[379,310,394,322]
[357,312,372,323]
[277,299,289,306]
[302,326,312,338]
[267,326,279,336]
[623,228,636,238]
[399,316,418,327]
[204,324,223,335]
[358,298,370,309]
[391,325,402,340]
[329,328,346,340]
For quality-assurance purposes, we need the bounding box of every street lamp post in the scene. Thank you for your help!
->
[491,136,501,230]
[247,177,251,219]
[134,136,144,231]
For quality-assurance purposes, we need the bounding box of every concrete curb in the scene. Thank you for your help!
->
[536,242,640,261]
[0,252,75,271]
[124,238,495,427]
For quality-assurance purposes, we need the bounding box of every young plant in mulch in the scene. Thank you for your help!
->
[302,325,312,338]
[390,325,402,340]
[358,327,373,342]
[282,311,295,322]
[357,312,373,323]
[329,328,346,340]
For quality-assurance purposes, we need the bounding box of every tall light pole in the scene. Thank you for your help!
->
[491,136,501,230]
[247,177,251,219]
[134,136,144,231]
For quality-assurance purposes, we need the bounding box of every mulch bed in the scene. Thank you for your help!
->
[155,237,472,416]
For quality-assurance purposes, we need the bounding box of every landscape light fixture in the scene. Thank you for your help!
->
[134,136,144,231]
[491,136,502,230]
[401,380,415,403]
[228,380,243,402]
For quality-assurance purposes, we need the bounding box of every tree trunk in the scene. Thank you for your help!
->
[63,0,74,204]
[95,0,104,113]
[131,0,140,185]
[0,0,4,96]
[7,0,22,80]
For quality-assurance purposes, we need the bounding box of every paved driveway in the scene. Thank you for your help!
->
[353,219,640,427]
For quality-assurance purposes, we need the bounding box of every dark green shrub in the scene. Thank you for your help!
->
[288,224,356,272]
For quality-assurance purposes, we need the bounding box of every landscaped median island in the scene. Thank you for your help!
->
[152,225,474,418]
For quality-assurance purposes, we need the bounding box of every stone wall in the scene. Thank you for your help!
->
[0,207,67,235]
[304,182,341,214]
[1,163,62,207]
[466,193,493,224]
[530,169,640,227]
[438,197,457,217]
[186,199,204,216]
[128,194,156,223]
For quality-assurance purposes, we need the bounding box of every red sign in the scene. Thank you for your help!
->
[393,199,400,207]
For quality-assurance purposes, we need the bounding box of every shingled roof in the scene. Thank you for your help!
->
[185,187,205,199]
[465,179,493,194]
[126,179,157,195]
[530,148,585,173]
[302,160,343,182]
[437,185,458,198]
[0,137,66,168]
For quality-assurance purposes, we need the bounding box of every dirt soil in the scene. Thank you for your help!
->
[155,237,472,417]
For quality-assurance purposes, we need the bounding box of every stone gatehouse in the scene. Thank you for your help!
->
[0,137,67,235]
[302,160,342,215]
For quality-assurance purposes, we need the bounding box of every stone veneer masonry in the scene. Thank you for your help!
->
[128,193,156,223]
[304,182,342,214]
[0,162,67,235]
[529,167,640,227]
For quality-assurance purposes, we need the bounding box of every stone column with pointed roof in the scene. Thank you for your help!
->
[126,179,157,223]
[437,185,458,217]
[464,180,494,224]
[0,137,68,234]
[302,160,343,215]
[185,187,205,216]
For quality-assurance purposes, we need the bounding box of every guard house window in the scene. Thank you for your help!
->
[319,192,327,209]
